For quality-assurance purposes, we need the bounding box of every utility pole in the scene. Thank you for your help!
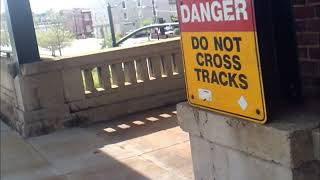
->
[73,12,79,39]
[5,0,40,64]
[107,3,117,47]
[152,0,157,23]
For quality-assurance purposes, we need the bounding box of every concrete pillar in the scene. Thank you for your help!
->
[177,102,320,180]
[5,0,40,65]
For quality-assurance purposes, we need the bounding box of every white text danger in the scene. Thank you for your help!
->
[180,0,249,23]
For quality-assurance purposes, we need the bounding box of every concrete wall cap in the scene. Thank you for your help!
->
[177,102,320,168]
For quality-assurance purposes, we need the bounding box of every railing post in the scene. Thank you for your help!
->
[82,69,96,93]
[174,53,184,75]
[97,66,111,90]
[4,0,40,65]
[161,54,174,77]
[124,61,137,85]
[136,58,149,82]
[110,63,125,88]
[149,56,162,79]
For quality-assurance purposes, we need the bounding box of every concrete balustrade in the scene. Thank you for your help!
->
[0,57,18,126]
[0,38,186,137]
[79,53,180,93]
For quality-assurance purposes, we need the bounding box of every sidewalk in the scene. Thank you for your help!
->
[1,106,194,180]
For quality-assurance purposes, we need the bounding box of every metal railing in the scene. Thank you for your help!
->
[116,23,179,47]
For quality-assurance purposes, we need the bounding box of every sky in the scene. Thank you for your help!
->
[29,0,95,13]
[1,0,100,13]
[1,0,164,14]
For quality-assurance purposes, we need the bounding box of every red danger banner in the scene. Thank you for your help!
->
[178,0,255,32]
[178,0,267,123]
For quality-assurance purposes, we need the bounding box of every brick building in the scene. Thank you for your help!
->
[293,0,320,96]
[61,9,94,39]
[92,0,178,37]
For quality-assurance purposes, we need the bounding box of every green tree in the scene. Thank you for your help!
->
[141,19,153,27]
[173,28,180,35]
[0,13,10,47]
[37,26,73,56]
[170,15,178,22]
[101,33,121,49]
[0,30,10,47]
[35,10,74,56]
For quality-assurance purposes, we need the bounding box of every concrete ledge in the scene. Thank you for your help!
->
[73,89,186,123]
[20,38,181,76]
[189,134,320,180]
[14,105,72,137]
[177,102,320,169]
[7,89,186,137]
[313,129,320,160]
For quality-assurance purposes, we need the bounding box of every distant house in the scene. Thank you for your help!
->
[92,0,178,37]
[168,0,177,13]
[92,12,109,39]
[61,9,94,39]
[34,9,94,39]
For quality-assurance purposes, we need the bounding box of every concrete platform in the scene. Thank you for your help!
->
[177,102,320,180]
[1,106,194,180]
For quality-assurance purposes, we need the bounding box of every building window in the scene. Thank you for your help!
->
[86,25,92,32]
[123,12,128,20]
[84,13,91,21]
[137,0,142,7]
[138,10,143,18]
[122,1,126,9]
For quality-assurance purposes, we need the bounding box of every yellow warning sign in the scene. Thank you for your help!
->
[178,0,267,123]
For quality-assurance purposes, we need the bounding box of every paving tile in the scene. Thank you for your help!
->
[146,117,160,122]
[132,120,146,125]
[88,105,178,134]
[141,141,194,180]
[166,127,190,142]
[0,120,10,132]
[1,131,64,180]
[67,156,183,180]
[2,106,193,180]
[2,170,69,180]
[91,113,180,148]
[27,128,109,174]
[159,113,173,118]
[96,143,141,160]
[117,127,189,154]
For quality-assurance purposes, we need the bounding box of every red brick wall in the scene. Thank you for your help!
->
[293,0,320,96]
